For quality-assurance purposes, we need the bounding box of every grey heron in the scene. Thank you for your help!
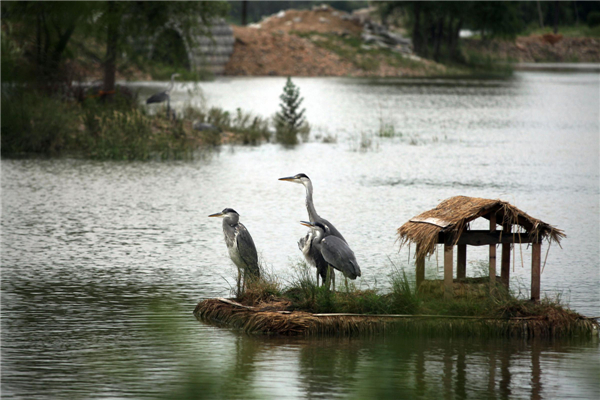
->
[209,208,260,296]
[300,221,361,291]
[193,121,222,133]
[298,229,333,288]
[278,173,346,242]
[146,73,180,118]
[279,173,346,287]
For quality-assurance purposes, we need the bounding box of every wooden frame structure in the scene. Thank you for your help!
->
[398,196,565,302]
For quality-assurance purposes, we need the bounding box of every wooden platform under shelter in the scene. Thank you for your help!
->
[397,196,566,301]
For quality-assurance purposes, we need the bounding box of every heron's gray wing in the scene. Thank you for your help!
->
[310,240,330,282]
[236,223,260,277]
[146,91,169,104]
[319,236,361,279]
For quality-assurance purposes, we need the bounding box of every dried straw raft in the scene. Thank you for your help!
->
[194,298,598,338]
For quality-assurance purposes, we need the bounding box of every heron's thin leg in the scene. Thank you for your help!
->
[345,276,349,292]
[237,268,242,298]
[331,269,336,292]
[316,269,319,287]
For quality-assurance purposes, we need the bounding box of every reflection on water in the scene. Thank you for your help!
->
[2,73,599,399]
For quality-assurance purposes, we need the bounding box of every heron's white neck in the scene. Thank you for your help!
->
[303,180,319,223]
[167,75,177,93]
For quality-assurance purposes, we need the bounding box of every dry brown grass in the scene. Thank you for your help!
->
[194,297,597,338]
[397,196,566,260]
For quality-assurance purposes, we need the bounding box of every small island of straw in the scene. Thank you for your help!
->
[195,196,599,338]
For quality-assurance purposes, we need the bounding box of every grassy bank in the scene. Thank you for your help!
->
[194,261,598,338]
[290,31,514,77]
[1,88,274,160]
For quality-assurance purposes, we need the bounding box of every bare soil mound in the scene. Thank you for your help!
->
[225,26,356,76]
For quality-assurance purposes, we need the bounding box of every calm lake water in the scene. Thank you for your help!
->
[2,72,599,399]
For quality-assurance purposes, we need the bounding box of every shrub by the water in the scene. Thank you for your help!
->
[588,11,600,28]
[1,89,78,155]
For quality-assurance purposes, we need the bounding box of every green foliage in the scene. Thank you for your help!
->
[283,262,420,315]
[588,11,600,28]
[274,77,309,145]
[184,105,271,145]
[1,1,230,88]
[377,1,523,62]
[1,90,78,155]
[80,106,153,160]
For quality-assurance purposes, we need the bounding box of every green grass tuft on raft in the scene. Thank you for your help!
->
[194,261,599,338]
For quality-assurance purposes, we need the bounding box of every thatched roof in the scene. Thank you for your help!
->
[398,196,565,259]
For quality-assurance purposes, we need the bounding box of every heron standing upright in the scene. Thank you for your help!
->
[279,173,346,288]
[209,208,260,296]
[146,73,180,118]
[300,221,361,291]
[297,228,332,288]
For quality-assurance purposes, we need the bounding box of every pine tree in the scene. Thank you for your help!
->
[274,77,309,145]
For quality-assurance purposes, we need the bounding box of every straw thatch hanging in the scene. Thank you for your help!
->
[398,196,565,260]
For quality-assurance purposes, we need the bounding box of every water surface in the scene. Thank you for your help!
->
[2,72,599,399]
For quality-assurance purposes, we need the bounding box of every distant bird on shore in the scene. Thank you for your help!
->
[300,221,361,290]
[279,173,347,287]
[193,121,222,133]
[209,208,260,296]
[146,73,180,118]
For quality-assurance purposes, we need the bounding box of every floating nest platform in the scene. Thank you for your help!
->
[193,298,599,338]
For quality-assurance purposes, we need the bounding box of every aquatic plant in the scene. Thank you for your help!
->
[1,89,78,155]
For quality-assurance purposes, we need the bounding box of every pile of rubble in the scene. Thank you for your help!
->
[360,20,412,55]
[224,5,424,77]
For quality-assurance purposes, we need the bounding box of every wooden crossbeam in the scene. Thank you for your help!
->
[437,230,539,246]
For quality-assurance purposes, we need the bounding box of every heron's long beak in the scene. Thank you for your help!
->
[208,212,224,218]
[300,221,313,227]
[278,176,296,182]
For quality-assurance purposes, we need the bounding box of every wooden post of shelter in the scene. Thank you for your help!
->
[501,223,511,289]
[457,244,467,279]
[531,242,541,302]
[444,243,454,299]
[397,196,564,304]
[416,244,425,289]
[489,212,497,291]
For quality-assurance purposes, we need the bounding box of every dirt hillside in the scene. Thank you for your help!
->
[224,6,443,77]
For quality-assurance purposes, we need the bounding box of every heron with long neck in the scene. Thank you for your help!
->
[209,208,260,296]
[300,221,361,291]
[279,173,347,287]
[146,73,180,118]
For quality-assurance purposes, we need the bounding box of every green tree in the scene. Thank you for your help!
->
[274,77,309,145]
[1,1,229,92]
[377,1,523,62]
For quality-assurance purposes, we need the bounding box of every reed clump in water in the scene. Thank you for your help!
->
[194,262,598,338]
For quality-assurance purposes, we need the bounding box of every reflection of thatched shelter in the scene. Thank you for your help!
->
[398,196,565,301]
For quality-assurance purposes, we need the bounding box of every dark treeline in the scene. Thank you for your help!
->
[377,1,600,62]
[227,1,367,25]
[1,1,229,91]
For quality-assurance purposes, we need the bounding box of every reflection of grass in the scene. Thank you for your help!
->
[115,299,265,400]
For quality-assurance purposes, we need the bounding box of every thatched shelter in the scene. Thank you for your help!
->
[398,196,565,301]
